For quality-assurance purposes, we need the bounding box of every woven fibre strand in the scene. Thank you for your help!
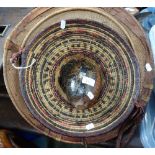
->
[3,8,153,144]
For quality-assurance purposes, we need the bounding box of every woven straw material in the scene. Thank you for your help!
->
[3,8,154,144]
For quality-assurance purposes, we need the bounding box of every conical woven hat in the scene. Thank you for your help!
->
[3,8,153,144]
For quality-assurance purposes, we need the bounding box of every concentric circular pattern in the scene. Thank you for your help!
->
[19,19,140,138]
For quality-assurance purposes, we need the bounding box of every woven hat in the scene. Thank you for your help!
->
[3,8,154,146]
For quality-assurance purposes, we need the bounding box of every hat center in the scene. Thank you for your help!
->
[57,54,103,109]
